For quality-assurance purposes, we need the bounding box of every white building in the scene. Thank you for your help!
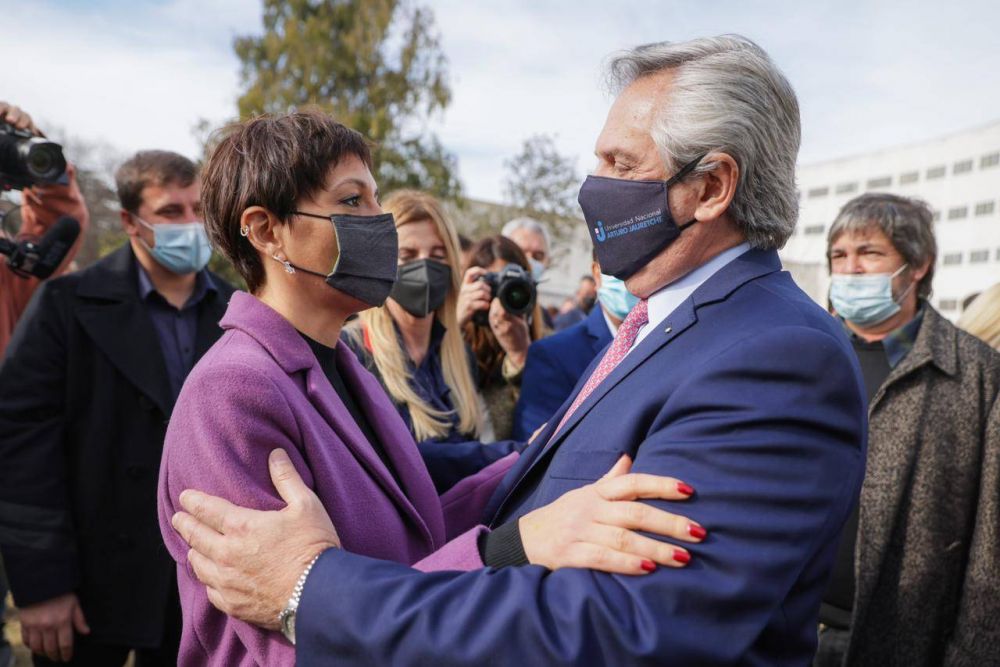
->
[782,119,1000,319]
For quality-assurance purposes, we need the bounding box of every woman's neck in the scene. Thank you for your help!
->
[388,301,433,367]
[257,280,348,348]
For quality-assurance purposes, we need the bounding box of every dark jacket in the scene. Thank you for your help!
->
[0,244,234,647]
[512,304,613,440]
[847,305,1000,666]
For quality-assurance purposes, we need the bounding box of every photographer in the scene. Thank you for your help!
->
[0,101,88,667]
[458,235,548,440]
[0,102,89,358]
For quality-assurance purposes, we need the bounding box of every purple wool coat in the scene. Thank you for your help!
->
[158,292,515,666]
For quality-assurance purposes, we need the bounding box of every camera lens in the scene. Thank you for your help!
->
[505,284,532,310]
[25,141,67,181]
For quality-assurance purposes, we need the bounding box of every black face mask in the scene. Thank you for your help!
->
[283,211,399,307]
[389,258,453,318]
[577,154,705,280]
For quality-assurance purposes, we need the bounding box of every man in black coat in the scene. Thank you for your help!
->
[0,150,235,665]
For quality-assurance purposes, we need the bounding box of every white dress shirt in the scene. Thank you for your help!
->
[628,242,752,354]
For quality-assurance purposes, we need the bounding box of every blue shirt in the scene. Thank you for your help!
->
[136,262,217,401]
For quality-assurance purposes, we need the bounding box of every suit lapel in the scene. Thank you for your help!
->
[74,246,173,416]
[334,345,440,546]
[491,248,783,521]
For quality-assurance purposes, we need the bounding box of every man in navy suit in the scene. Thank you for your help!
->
[172,35,867,665]
[513,254,621,440]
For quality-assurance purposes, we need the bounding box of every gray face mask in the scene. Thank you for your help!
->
[280,211,399,307]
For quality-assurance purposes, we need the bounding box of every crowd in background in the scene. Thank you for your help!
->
[1,32,999,666]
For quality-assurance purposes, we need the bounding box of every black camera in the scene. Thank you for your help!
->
[473,263,537,326]
[0,121,67,191]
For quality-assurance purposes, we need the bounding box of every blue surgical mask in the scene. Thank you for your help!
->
[529,257,546,283]
[829,264,912,327]
[597,273,639,320]
[136,217,212,275]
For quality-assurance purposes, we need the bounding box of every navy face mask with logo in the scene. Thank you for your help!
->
[577,154,705,280]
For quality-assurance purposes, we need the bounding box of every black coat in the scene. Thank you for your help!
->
[0,244,234,647]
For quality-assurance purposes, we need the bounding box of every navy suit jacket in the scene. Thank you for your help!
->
[297,249,868,666]
[512,305,613,441]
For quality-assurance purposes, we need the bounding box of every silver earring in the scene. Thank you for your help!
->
[272,254,295,274]
[239,226,250,237]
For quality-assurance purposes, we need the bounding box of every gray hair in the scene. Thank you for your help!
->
[501,216,551,250]
[606,35,801,250]
[827,193,937,299]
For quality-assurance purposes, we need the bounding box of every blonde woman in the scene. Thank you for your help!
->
[957,283,1000,350]
[344,191,482,450]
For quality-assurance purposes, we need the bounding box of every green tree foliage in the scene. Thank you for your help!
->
[234,0,461,199]
[503,133,582,258]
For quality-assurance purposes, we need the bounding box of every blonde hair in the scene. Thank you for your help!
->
[957,283,1000,351]
[354,190,481,440]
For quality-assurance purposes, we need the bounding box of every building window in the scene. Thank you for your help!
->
[803,224,825,236]
[938,298,958,311]
[807,186,829,198]
[942,252,963,266]
[975,201,996,216]
[970,249,989,263]
[953,159,974,175]
[981,152,1000,169]
[866,176,892,189]
[947,206,968,220]
[835,182,858,195]
[899,171,919,185]
[926,165,946,179]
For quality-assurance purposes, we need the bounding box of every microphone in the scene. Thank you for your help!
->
[1,215,81,279]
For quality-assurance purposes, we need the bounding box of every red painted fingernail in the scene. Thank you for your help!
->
[688,524,707,540]
[673,549,691,564]
[640,559,656,572]
[677,482,695,496]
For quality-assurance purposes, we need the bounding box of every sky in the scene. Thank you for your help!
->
[3,0,999,202]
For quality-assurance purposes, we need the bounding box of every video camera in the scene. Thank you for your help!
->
[473,262,537,326]
[0,120,67,191]
[0,216,81,279]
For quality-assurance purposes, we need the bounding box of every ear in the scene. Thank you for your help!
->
[693,152,739,222]
[120,209,139,238]
[591,260,602,287]
[910,257,932,284]
[241,206,285,259]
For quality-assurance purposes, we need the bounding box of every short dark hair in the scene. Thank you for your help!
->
[115,150,198,213]
[201,109,373,292]
[457,233,473,252]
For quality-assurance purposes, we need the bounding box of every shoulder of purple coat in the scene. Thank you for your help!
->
[219,291,315,375]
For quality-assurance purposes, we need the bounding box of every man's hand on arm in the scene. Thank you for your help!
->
[18,592,89,663]
[171,449,340,629]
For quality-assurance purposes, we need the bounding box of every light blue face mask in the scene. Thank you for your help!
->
[597,273,640,320]
[136,217,212,275]
[529,257,546,283]
[829,264,912,327]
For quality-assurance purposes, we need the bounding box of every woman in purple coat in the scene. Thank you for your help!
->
[157,111,702,665]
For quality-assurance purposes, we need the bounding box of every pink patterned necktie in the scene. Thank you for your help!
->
[553,298,649,436]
